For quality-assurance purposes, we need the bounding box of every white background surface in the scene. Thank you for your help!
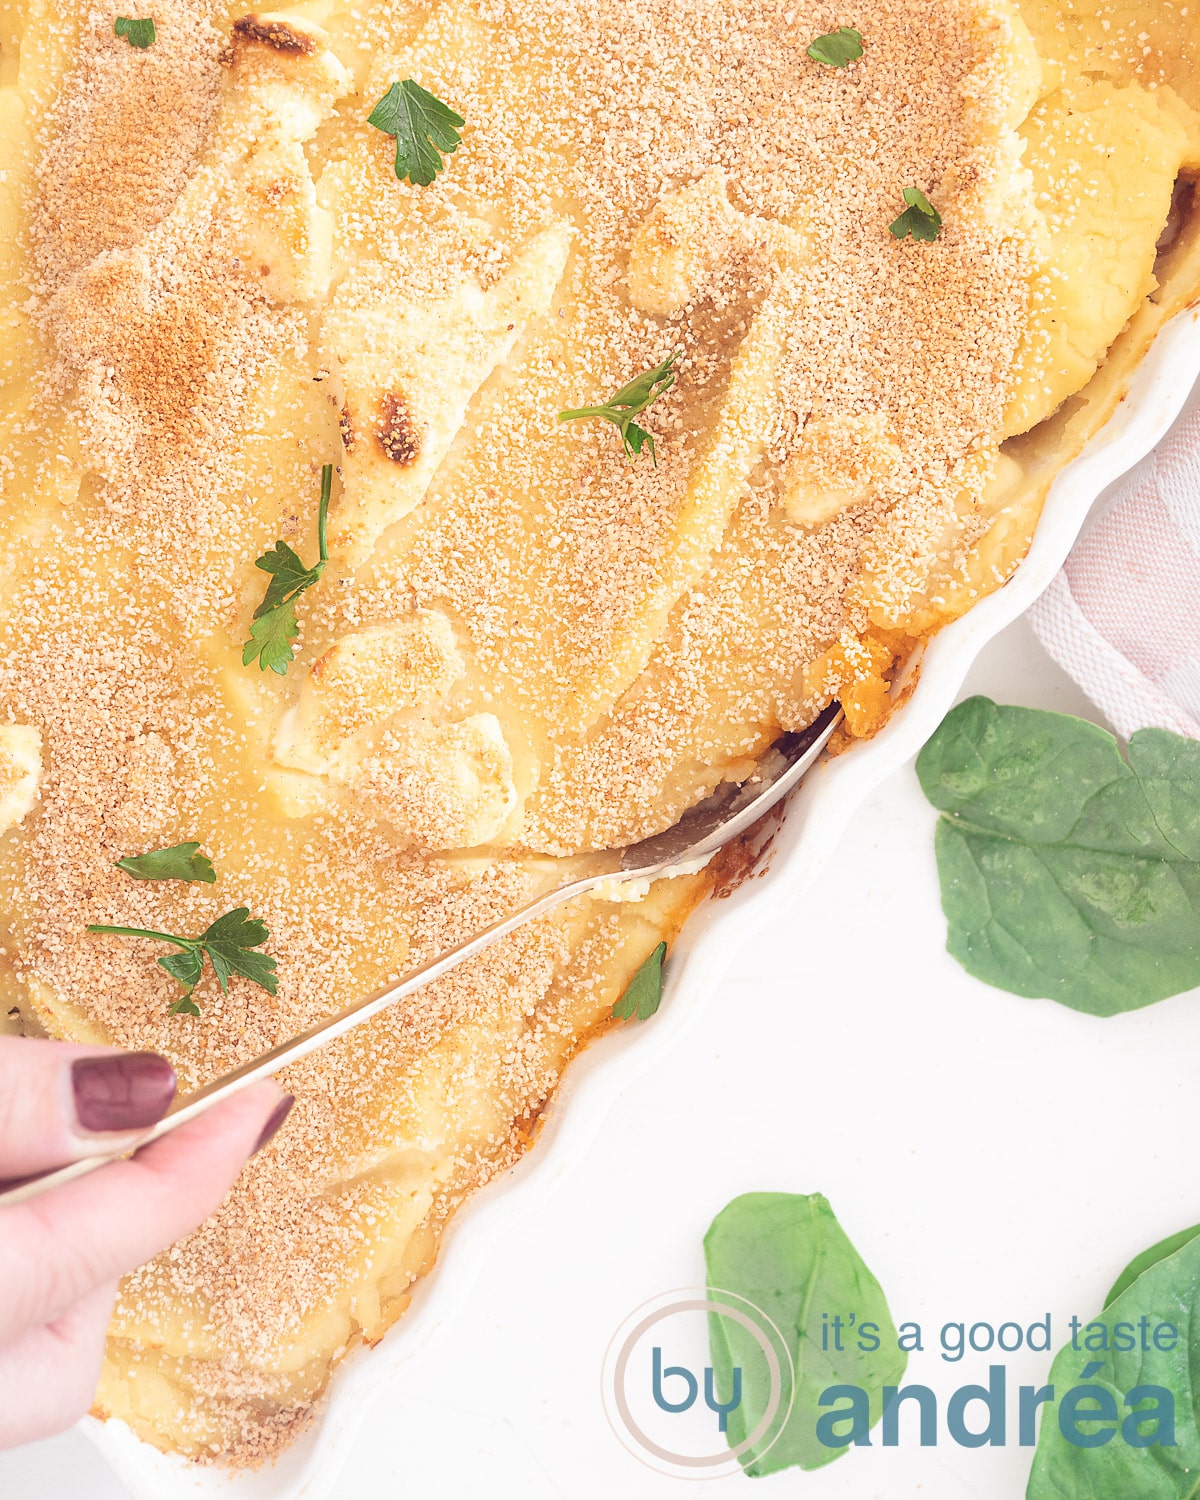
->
[5,614,1200,1500]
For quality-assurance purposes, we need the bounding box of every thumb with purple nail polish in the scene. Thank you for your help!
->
[0,1034,288,1448]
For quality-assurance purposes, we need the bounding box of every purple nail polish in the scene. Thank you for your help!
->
[253,1095,294,1156]
[71,1053,177,1133]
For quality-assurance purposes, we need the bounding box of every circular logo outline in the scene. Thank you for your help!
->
[601,1286,796,1479]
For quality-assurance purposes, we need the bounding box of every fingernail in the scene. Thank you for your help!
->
[253,1094,294,1156]
[72,1052,177,1133]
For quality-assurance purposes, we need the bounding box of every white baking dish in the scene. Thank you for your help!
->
[83,303,1200,1500]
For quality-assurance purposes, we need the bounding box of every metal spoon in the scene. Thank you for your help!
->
[0,704,841,1206]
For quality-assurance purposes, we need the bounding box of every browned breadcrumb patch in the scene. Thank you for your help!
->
[3,0,1047,1470]
[376,391,421,465]
[32,1,223,292]
[228,13,318,57]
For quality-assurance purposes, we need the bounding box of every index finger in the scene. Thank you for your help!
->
[0,1036,177,1178]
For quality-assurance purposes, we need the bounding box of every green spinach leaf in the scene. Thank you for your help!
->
[704,1192,905,1474]
[1105,1224,1200,1309]
[917,697,1200,1015]
[1028,1230,1200,1498]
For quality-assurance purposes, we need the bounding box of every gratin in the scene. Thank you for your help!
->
[0,0,1197,1466]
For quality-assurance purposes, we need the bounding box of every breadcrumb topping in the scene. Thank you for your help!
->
[0,0,1127,1468]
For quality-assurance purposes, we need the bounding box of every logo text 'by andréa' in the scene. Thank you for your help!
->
[818,1361,1175,1450]
[606,1295,1181,1478]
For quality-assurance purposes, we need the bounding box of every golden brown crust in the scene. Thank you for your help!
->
[226,14,317,60]
[376,392,422,467]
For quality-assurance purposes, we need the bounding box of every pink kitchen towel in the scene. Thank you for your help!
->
[1029,384,1200,742]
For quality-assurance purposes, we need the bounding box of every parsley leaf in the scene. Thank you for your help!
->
[612,942,666,1021]
[160,948,205,992]
[87,906,278,1015]
[244,595,304,676]
[807,26,863,67]
[202,908,277,992]
[115,842,216,884]
[251,540,322,618]
[888,186,943,242]
[368,79,465,187]
[243,464,332,676]
[114,16,156,48]
[559,349,682,465]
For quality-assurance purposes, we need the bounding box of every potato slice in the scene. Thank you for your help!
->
[325,223,573,562]
[0,724,41,834]
[348,713,518,851]
[568,270,802,729]
[274,613,465,775]
[628,167,808,315]
[222,14,352,303]
[782,411,902,528]
[627,168,745,315]
[1005,77,1200,435]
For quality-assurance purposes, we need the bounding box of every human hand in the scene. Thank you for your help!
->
[0,1036,290,1448]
